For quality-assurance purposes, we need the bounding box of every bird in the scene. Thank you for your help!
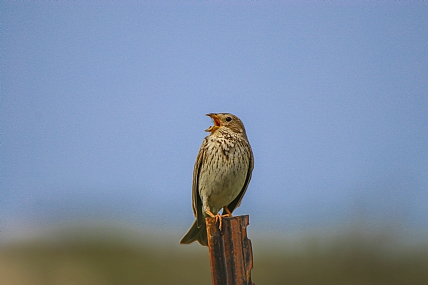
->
[180,113,254,246]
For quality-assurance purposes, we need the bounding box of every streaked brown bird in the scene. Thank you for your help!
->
[180,113,254,246]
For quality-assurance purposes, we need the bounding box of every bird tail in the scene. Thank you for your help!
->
[180,219,208,246]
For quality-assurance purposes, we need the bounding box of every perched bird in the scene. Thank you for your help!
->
[180,113,254,246]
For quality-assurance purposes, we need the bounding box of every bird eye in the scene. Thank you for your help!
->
[226,117,232,122]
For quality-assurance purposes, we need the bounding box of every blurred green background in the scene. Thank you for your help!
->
[1,224,427,285]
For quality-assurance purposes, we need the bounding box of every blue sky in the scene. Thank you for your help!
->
[2,2,428,243]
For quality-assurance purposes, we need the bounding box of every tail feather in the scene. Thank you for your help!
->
[180,220,208,246]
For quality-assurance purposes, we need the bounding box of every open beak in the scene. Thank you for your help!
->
[205,113,221,132]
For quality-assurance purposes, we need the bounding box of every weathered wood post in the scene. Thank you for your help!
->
[206,215,254,285]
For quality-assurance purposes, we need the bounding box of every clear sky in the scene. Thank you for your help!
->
[2,2,428,243]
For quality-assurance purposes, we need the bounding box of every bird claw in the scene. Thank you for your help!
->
[205,209,233,231]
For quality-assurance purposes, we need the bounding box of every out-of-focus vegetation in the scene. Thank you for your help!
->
[1,227,427,285]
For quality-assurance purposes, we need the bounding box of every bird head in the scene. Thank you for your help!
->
[205,113,247,136]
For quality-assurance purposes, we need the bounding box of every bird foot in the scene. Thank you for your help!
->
[223,206,233,216]
[205,210,223,230]
[205,209,233,231]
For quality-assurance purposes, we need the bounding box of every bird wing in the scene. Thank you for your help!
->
[192,138,206,228]
[225,142,254,214]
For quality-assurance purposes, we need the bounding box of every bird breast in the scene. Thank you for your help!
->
[198,133,250,214]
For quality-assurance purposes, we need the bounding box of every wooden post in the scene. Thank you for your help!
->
[206,215,254,285]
